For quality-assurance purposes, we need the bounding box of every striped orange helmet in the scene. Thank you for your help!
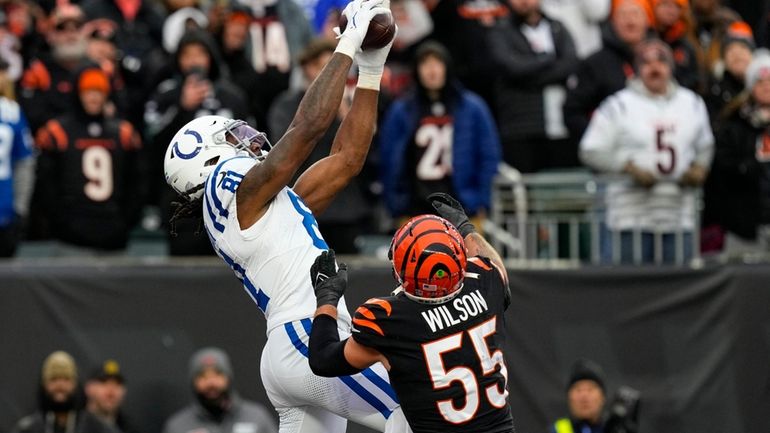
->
[389,215,467,303]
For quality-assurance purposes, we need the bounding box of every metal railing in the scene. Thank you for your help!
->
[484,164,702,267]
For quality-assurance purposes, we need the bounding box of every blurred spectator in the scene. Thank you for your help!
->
[428,0,510,107]
[564,0,652,141]
[488,0,579,172]
[10,351,115,433]
[144,29,249,256]
[219,6,274,135]
[580,39,714,264]
[83,19,129,118]
[313,0,347,34]
[691,0,740,79]
[269,38,372,253]
[162,347,277,433]
[705,20,754,122]
[540,0,610,58]
[650,0,700,90]
[703,50,770,256]
[233,0,313,123]
[550,359,607,433]
[19,3,88,132]
[79,0,165,127]
[31,65,144,251]
[383,0,435,97]
[0,57,33,257]
[380,41,501,224]
[85,360,138,433]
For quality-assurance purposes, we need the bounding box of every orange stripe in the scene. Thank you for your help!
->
[366,299,392,316]
[119,121,134,150]
[352,318,384,337]
[469,257,492,271]
[34,128,52,151]
[356,306,376,320]
[46,120,68,151]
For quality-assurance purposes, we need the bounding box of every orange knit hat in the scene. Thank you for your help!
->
[78,68,110,94]
[612,0,655,25]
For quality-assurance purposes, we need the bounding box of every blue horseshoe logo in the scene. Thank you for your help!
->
[172,129,204,159]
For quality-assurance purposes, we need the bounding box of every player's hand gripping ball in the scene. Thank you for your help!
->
[339,9,396,50]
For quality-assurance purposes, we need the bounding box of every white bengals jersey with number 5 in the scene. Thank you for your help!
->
[580,81,715,231]
[201,155,352,334]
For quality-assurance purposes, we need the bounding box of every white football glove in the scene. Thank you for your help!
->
[355,21,397,90]
[334,0,387,59]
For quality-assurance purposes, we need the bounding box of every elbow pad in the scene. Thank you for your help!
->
[308,314,363,377]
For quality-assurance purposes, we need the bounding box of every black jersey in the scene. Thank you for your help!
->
[34,115,143,249]
[351,257,514,433]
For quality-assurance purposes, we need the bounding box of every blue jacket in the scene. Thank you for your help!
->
[379,88,501,216]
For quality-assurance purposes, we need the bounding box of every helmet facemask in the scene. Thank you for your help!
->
[221,119,271,161]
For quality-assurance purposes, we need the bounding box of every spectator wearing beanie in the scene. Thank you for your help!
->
[706,21,755,123]
[703,50,770,257]
[31,65,144,252]
[162,347,277,433]
[85,359,139,433]
[650,0,700,91]
[10,351,115,433]
[691,0,740,80]
[550,358,607,433]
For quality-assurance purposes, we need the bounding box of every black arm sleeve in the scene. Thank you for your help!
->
[308,314,364,377]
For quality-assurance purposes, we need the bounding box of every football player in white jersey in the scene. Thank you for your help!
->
[580,38,714,263]
[162,1,411,432]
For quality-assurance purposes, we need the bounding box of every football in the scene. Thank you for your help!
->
[339,11,396,50]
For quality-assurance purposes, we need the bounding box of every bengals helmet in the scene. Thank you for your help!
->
[389,214,467,304]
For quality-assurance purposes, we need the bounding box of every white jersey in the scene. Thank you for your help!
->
[580,80,715,231]
[202,156,352,334]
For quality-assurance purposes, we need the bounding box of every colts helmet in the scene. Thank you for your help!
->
[164,115,270,200]
[389,214,467,304]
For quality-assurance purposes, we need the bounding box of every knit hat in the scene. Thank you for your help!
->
[78,67,110,94]
[189,347,233,381]
[42,351,78,383]
[567,358,606,393]
[612,0,654,26]
[722,21,755,54]
[746,49,770,90]
[635,38,675,69]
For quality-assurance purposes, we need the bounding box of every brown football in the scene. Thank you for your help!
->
[339,11,396,50]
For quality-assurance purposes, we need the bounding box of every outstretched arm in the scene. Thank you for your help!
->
[307,250,387,377]
[293,18,396,215]
[235,0,390,228]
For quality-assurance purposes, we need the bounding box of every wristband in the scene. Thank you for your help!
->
[357,72,382,91]
[334,35,358,60]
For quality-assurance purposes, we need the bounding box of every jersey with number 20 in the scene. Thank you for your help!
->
[202,156,352,334]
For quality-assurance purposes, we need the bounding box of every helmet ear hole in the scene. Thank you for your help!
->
[204,156,220,167]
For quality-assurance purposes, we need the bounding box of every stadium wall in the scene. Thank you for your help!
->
[1,260,768,433]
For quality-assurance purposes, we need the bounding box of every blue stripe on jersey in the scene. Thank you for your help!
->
[208,161,229,218]
[218,248,270,313]
[361,366,399,402]
[208,156,253,219]
[203,194,225,233]
[284,320,396,419]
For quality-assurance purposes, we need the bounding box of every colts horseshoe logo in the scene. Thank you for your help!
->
[172,129,204,159]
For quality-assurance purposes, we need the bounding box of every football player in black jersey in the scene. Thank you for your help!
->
[308,193,515,433]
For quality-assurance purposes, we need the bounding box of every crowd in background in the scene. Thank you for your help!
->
[0,0,768,260]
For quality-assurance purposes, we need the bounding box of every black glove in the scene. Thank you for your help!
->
[427,192,476,237]
[310,249,348,309]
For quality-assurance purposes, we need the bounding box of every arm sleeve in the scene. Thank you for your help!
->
[692,97,715,168]
[308,314,363,377]
[579,96,625,172]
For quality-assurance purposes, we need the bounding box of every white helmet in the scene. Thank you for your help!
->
[164,115,269,200]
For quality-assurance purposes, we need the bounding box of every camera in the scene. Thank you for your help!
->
[605,386,640,433]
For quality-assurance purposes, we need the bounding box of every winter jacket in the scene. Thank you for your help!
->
[380,85,501,216]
